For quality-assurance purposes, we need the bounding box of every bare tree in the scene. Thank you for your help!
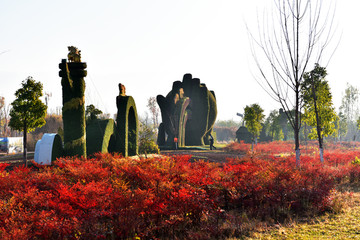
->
[147,97,160,129]
[45,92,52,109]
[0,97,11,137]
[248,0,337,166]
[339,83,360,141]
[0,96,5,136]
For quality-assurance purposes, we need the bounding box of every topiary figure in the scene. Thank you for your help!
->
[157,123,166,146]
[157,73,217,147]
[112,84,139,157]
[157,82,190,148]
[59,48,87,157]
[236,126,252,144]
[86,119,115,156]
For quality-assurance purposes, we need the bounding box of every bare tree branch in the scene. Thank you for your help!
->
[248,0,338,165]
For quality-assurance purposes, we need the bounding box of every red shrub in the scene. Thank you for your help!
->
[1,145,359,239]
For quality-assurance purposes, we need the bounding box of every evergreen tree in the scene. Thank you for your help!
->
[264,110,284,141]
[334,112,347,143]
[85,104,103,122]
[9,77,47,166]
[244,103,265,150]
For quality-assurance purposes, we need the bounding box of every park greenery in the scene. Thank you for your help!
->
[263,110,284,141]
[249,0,337,166]
[2,45,360,239]
[301,64,337,163]
[3,0,360,238]
[8,77,47,166]
[85,104,103,123]
[243,103,265,149]
[2,141,360,239]
[138,119,160,156]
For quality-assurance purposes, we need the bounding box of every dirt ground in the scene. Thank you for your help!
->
[0,148,244,169]
[160,149,244,163]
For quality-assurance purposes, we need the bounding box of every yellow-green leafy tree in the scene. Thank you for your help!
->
[301,64,337,163]
[244,103,265,151]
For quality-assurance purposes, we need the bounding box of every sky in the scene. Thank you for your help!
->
[0,0,358,121]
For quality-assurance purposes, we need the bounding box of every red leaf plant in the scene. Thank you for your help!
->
[1,144,359,239]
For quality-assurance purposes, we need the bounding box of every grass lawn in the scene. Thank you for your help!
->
[243,185,360,240]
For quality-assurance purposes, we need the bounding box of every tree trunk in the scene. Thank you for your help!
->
[319,147,324,164]
[295,85,301,168]
[23,122,27,167]
[294,11,301,168]
[304,123,308,151]
[313,85,324,164]
[295,132,301,167]
[251,134,255,153]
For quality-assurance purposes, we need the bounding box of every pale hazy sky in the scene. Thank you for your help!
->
[0,0,358,121]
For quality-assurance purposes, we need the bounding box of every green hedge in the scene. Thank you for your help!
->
[113,95,139,157]
[203,91,217,145]
[157,123,165,146]
[51,134,64,162]
[86,119,115,156]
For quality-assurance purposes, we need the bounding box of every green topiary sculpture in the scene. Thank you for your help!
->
[59,47,87,157]
[157,73,217,147]
[157,123,166,146]
[112,84,139,157]
[57,48,142,159]
[236,126,252,143]
[157,82,190,148]
[86,119,115,156]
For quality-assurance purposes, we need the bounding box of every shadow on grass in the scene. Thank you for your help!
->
[337,181,360,193]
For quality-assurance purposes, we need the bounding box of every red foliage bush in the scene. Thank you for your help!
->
[1,145,360,239]
[224,141,295,155]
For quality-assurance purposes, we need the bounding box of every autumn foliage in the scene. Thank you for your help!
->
[1,142,360,239]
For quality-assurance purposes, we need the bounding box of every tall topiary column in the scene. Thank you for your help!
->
[59,48,87,157]
[113,84,139,157]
